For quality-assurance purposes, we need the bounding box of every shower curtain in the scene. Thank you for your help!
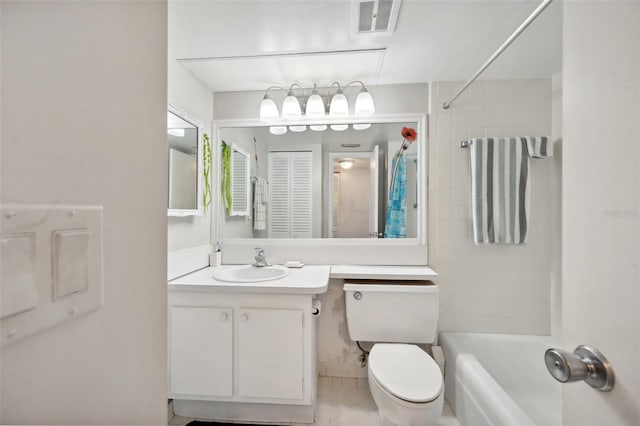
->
[384,154,407,238]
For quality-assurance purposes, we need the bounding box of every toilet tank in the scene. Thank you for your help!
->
[343,281,439,344]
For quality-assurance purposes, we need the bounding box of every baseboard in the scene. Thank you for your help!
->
[173,399,315,424]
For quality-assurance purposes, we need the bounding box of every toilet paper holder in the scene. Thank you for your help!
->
[544,345,614,391]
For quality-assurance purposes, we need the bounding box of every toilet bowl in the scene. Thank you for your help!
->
[367,343,444,426]
[343,282,443,425]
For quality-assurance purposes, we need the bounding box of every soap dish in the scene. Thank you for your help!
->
[285,261,304,268]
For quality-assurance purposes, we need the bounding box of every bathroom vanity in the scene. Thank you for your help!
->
[167,265,330,424]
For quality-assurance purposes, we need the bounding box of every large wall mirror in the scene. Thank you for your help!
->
[168,105,203,216]
[216,115,426,246]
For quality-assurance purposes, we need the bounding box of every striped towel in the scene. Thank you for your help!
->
[524,136,553,158]
[469,137,534,244]
[253,177,268,230]
[384,154,407,238]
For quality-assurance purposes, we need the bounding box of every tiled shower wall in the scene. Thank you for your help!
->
[429,79,557,335]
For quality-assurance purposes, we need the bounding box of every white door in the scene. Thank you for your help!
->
[369,145,379,238]
[562,3,640,425]
[169,306,233,398]
[237,308,304,400]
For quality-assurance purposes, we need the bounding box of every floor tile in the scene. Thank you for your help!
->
[167,377,461,426]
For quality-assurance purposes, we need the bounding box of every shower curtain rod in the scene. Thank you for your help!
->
[442,0,555,110]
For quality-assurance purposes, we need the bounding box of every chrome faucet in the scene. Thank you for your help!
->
[252,247,271,267]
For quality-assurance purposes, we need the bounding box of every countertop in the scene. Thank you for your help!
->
[168,264,438,294]
[168,265,331,294]
[330,265,438,280]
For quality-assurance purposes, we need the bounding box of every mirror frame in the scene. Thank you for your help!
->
[168,104,205,217]
[212,113,428,265]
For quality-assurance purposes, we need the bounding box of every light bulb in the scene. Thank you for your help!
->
[310,124,328,131]
[329,91,349,116]
[289,125,307,132]
[269,126,287,135]
[354,88,375,115]
[282,93,302,119]
[260,95,279,122]
[330,124,349,131]
[352,123,371,130]
[339,159,355,169]
[306,93,325,117]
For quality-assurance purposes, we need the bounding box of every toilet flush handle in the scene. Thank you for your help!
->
[353,291,362,300]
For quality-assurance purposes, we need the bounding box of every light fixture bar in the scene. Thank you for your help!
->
[260,80,376,133]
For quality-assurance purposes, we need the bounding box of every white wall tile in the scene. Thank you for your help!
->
[429,79,557,336]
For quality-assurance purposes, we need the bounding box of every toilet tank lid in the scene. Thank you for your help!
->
[369,344,443,403]
[344,282,438,293]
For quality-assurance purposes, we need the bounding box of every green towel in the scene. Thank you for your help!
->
[221,141,232,214]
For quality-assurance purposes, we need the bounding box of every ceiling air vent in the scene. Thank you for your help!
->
[353,0,402,36]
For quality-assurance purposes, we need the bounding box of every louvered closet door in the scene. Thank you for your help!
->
[290,152,312,238]
[268,151,313,238]
[268,152,291,237]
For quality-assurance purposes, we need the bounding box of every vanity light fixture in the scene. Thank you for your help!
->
[339,159,355,169]
[258,81,376,134]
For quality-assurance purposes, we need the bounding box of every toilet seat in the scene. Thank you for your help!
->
[369,343,443,403]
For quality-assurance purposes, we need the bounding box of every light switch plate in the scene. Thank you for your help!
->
[0,233,38,319]
[53,229,90,298]
[0,205,103,347]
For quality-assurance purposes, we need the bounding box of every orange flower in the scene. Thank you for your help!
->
[401,127,417,142]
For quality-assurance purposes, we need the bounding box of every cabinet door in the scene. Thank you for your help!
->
[169,306,233,398]
[238,308,304,400]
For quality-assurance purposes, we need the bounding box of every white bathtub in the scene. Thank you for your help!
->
[439,332,561,426]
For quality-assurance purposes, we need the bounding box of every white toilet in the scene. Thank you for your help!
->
[344,282,443,426]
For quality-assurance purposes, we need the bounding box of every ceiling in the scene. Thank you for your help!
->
[168,0,562,93]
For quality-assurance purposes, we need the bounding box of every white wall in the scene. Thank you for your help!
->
[167,0,214,258]
[562,2,640,425]
[429,79,557,335]
[0,1,168,424]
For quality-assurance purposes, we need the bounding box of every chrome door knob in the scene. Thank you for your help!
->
[544,345,614,391]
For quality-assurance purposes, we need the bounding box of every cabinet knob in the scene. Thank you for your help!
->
[241,313,249,321]
[220,312,229,321]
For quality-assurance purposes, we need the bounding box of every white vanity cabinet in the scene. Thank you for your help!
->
[168,265,329,423]
[168,289,318,423]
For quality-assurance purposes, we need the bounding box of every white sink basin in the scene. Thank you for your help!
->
[213,265,290,283]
